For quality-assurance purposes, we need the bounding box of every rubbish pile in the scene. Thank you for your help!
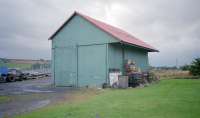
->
[108,59,159,89]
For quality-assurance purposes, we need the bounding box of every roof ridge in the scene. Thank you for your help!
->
[49,11,158,52]
[76,12,135,38]
[76,12,158,52]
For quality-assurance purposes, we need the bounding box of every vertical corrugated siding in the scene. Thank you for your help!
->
[54,47,77,86]
[124,45,149,71]
[52,14,149,87]
[78,44,106,87]
[108,43,123,71]
[52,15,118,87]
[108,43,149,72]
[51,47,55,85]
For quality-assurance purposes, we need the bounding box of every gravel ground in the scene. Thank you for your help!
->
[0,77,76,117]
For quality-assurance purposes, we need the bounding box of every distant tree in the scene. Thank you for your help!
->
[156,66,178,70]
[189,58,200,76]
[39,59,45,62]
[171,66,178,70]
[180,65,191,71]
[0,58,9,63]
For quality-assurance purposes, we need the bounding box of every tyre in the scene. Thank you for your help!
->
[6,76,16,82]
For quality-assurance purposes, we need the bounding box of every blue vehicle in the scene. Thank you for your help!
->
[0,67,9,82]
[0,67,28,82]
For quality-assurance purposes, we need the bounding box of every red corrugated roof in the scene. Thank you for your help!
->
[49,12,158,52]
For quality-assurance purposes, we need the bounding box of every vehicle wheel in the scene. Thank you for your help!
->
[0,76,5,82]
[7,76,16,82]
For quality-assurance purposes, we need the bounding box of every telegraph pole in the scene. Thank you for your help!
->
[176,58,178,69]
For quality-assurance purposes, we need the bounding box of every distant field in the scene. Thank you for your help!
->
[152,69,191,78]
[0,63,32,69]
[0,96,10,104]
[16,79,200,118]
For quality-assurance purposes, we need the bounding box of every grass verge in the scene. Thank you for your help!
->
[0,96,10,104]
[0,63,32,69]
[16,79,200,118]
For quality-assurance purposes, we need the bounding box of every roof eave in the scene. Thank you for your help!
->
[48,11,159,53]
[48,12,77,40]
[120,41,159,52]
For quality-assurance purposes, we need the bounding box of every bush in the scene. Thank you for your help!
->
[148,72,160,83]
[189,58,200,76]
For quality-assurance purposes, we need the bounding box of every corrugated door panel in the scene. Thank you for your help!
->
[78,44,106,87]
[54,47,76,86]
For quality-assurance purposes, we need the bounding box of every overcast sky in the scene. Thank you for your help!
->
[0,0,199,66]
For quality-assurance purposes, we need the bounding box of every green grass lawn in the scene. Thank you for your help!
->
[16,79,200,118]
[0,96,10,104]
[0,63,32,69]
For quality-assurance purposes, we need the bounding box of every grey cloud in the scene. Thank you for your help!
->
[0,0,199,66]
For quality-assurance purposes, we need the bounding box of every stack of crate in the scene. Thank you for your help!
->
[125,59,146,87]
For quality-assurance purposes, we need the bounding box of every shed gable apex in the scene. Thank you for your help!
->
[49,12,77,40]
[49,11,158,52]
[49,12,118,43]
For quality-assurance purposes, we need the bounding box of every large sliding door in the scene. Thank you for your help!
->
[78,44,107,87]
[54,47,76,86]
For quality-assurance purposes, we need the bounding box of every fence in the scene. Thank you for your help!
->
[21,63,51,75]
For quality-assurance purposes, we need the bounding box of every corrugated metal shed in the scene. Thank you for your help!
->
[50,11,158,87]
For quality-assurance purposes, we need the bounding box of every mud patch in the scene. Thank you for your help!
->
[27,100,50,111]
[0,77,76,117]
[23,89,53,93]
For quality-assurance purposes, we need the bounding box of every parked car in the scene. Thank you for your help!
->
[7,69,27,82]
[0,68,28,82]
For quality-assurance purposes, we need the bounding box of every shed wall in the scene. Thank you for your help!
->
[52,14,150,87]
[108,43,149,72]
[124,45,149,71]
[78,44,107,87]
[108,43,123,71]
[52,15,117,86]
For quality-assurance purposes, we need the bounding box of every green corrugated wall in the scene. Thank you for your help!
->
[52,15,117,87]
[108,43,123,71]
[78,44,107,87]
[52,14,149,87]
[108,43,149,73]
[124,45,149,71]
